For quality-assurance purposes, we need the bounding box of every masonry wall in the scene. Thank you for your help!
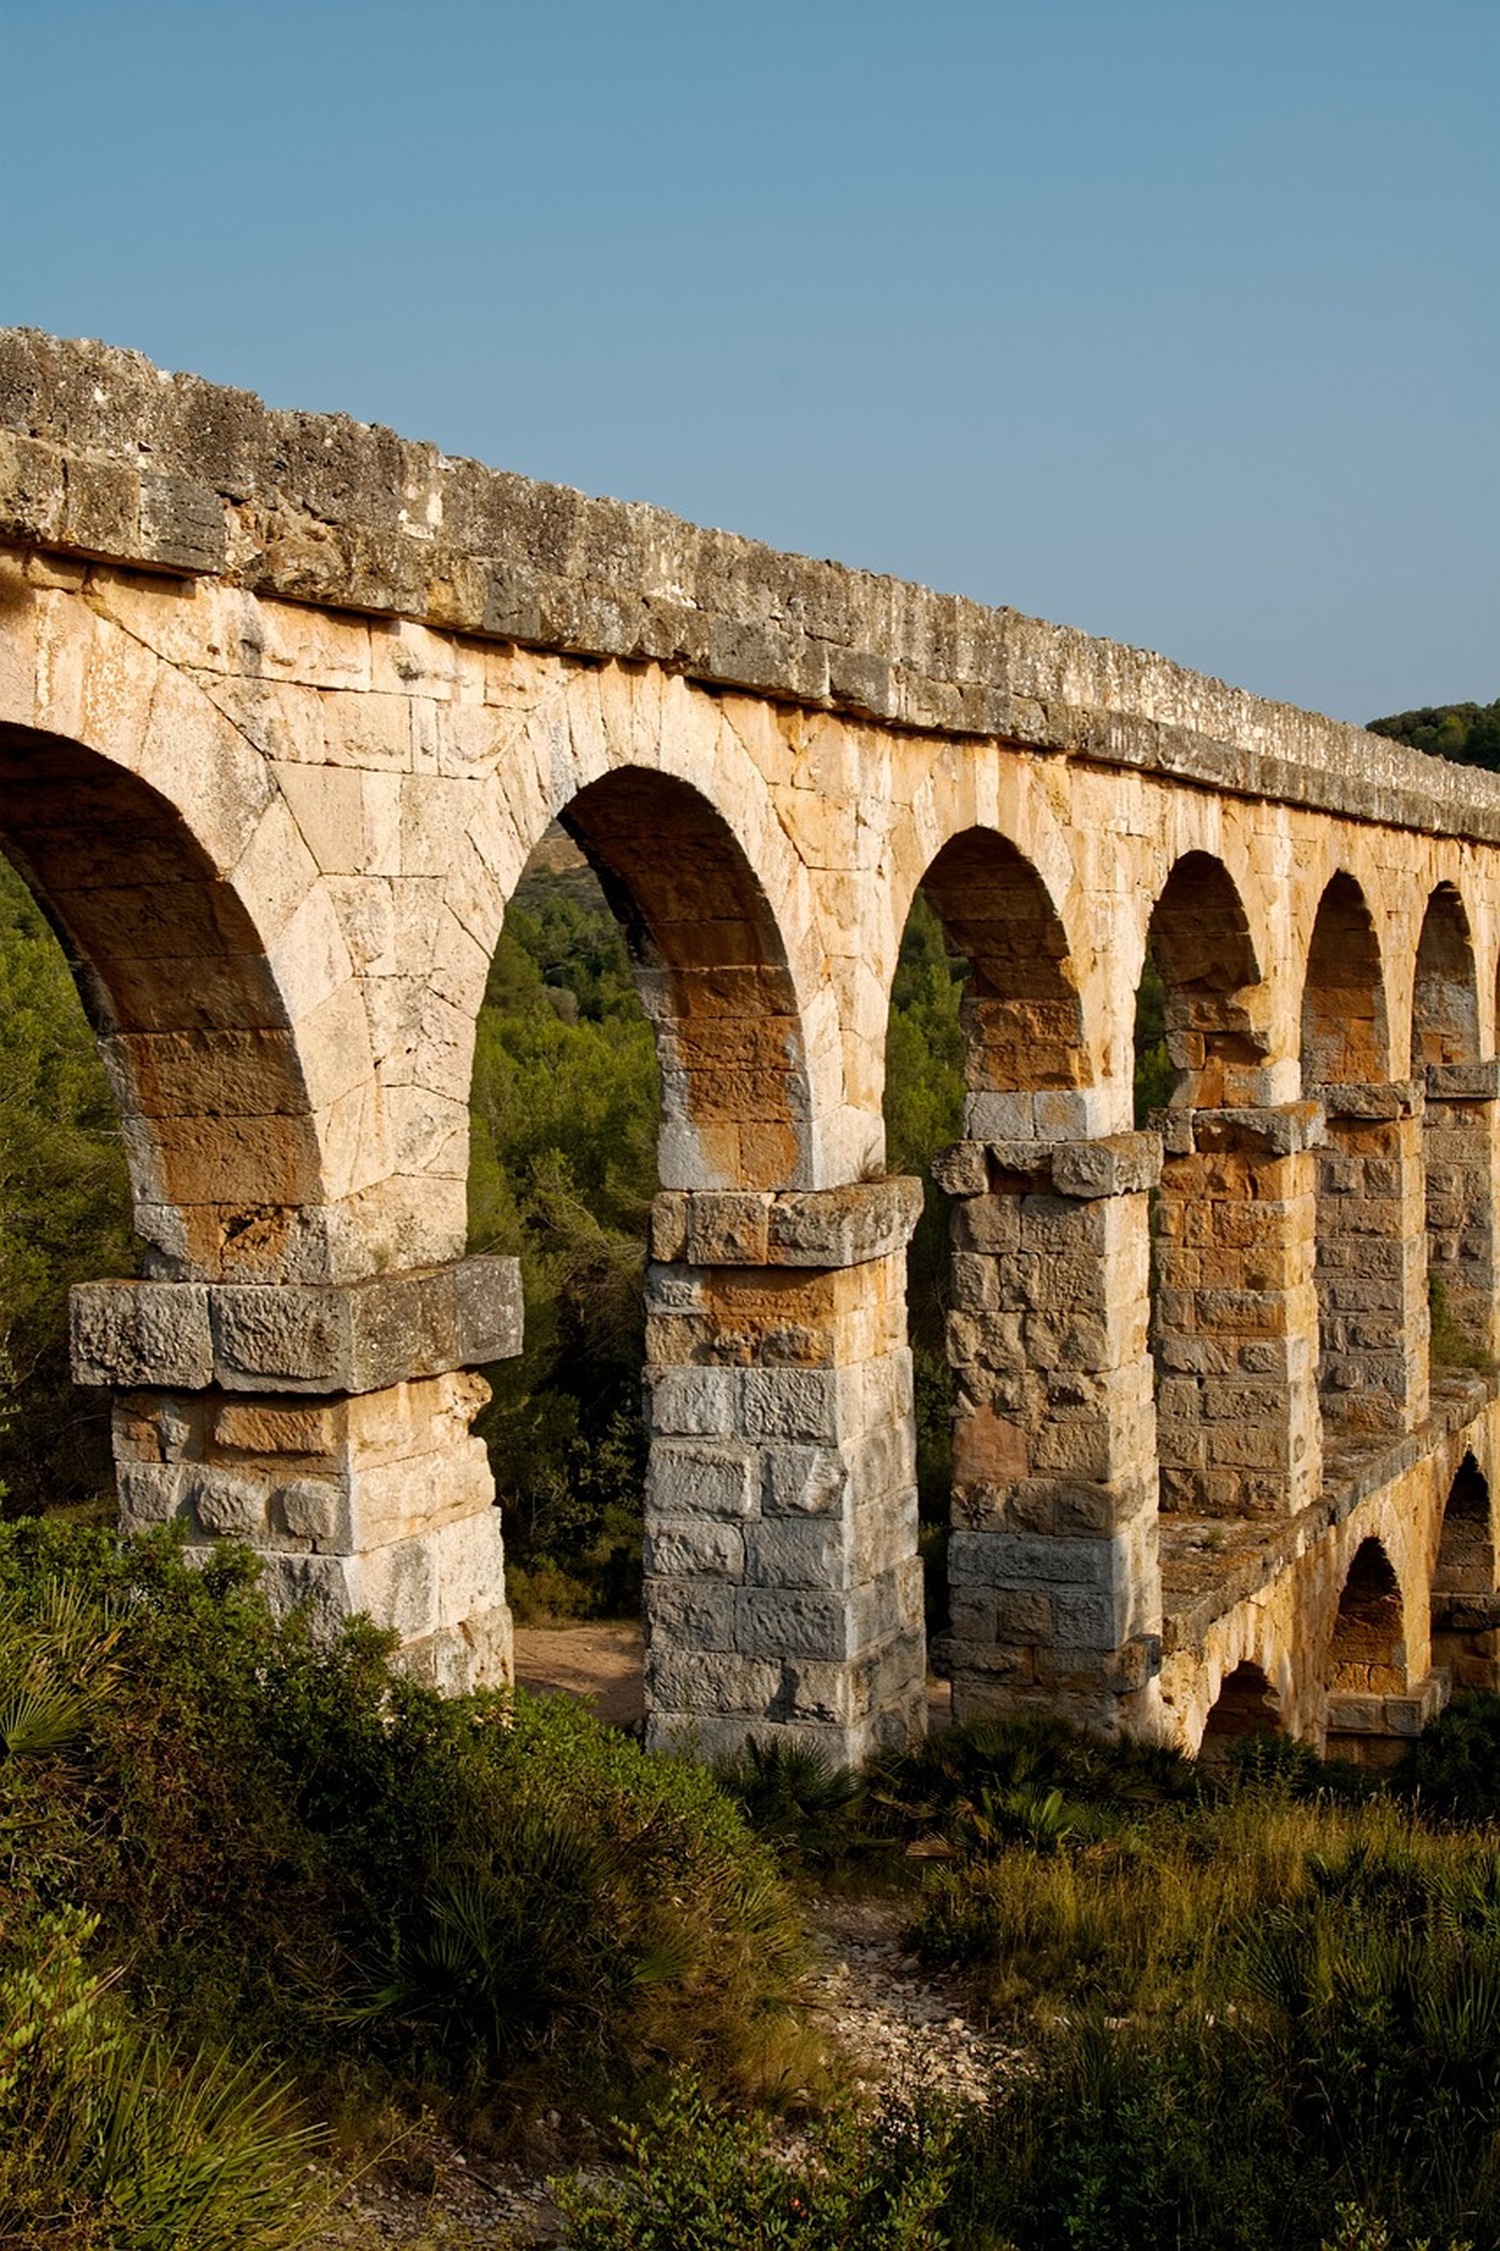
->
[3,329,1500,1751]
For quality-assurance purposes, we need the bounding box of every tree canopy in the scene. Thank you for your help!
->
[1368,698,1500,772]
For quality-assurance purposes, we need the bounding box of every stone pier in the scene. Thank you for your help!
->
[1424,1062,1500,1363]
[1154,1104,1323,1518]
[1309,1081,1428,1434]
[641,1179,927,1764]
[937,1133,1162,1731]
[70,1258,523,1689]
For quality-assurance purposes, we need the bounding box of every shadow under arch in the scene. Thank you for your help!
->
[1144,849,1264,1111]
[1432,1451,1500,1694]
[913,826,1087,1130]
[1199,1660,1283,1763]
[558,767,813,1193]
[1413,883,1496,1367]
[1413,882,1481,1070]
[0,723,320,1282]
[1299,873,1418,1438]
[1326,1534,1410,1767]
[1301,871,1390,1088]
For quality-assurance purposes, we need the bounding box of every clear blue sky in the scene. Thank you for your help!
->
[2,0,1494,725]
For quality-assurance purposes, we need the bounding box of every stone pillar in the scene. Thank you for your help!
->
[1153,1104,1323,1518]
[641,1178,926,1766]
[1307,1081,1428,1436]
[935,1132,1162,1732]
[1424,1062,1500,1364]
[71,1257,522,1692]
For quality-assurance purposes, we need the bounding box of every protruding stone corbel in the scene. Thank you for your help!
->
[931,1131,1161,1201]
[1426,1060,1500,1104]
[70,1253,523,1396]
[1173,1100,1326,1158]
[649,1177,923,1268]
[1310,1079,1423,1122]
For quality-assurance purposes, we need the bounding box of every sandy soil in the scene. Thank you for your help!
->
[512,1620,646,1727]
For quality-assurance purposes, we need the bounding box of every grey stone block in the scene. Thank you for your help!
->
[642,1575,740,1653]
[74,1259,523,1396]
[646,1365,739,1437]
[736,1588,852,1661]
[930,1143,989,1198]
[746,1518,850,1592]
[642,1516,746,1579]
[71,1280,214,1389]
[1052,1131,1162,1200]
[741,1367,840,1442]
[646,1439,757,1519]
[761,1444,849,1516]
[1428,1060,1500,1103]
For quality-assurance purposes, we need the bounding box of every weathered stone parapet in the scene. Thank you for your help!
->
[939,1133,1162,1730]
[641,1179,926,1764]
[7,331,1500,846]
[70,1255,522,1395]
[72,1255,522,1693]
[1304,1088,1428,1436]
[1153,1104,1322,1517]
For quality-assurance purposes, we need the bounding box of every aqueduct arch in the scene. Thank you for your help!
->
[4,327,1500,1760]
[1300,873,1426,1440]
[1412,884,1499,1365]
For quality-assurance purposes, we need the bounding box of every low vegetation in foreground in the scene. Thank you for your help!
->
[0,1519,812,2247]
[8,1521,1500,2247]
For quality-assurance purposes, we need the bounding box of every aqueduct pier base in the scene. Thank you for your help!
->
[4,328,1500,1764]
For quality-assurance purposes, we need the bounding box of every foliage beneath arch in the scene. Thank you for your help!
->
[0,855,134,1517]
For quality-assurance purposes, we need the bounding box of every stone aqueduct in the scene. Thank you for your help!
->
[2,330,1498,1768]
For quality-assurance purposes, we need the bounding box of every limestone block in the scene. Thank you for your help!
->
[1051,1133,1162,1200]
[746,1518,850,1591]
[930,1142,989,1198]
[643,1516,746,1579]
[740,1367,841,1443]
[642,1576,741,1652]
[184,1465,275,1538]
[646,1365,741,1437]
[71,1280,213,1389]
[736,1588,852,1661]
[1428,1061,1500,1103]
[765,1178,923,1266]
[73,1257,522,1396]
[760,1443,849,1516]
[643,1648,782,1715]
[116,1461,193,1531]
[646,1439,757,1519]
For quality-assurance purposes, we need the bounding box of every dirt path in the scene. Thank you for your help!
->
[513,1620,645,1728]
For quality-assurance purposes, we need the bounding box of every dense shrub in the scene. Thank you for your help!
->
[554,2074,956,2250]
[0,1521,807,2125]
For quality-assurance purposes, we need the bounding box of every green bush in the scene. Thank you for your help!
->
[0,1522,808,2117]
[1402,1691,1500,1822]
[553,2073,957,2250]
